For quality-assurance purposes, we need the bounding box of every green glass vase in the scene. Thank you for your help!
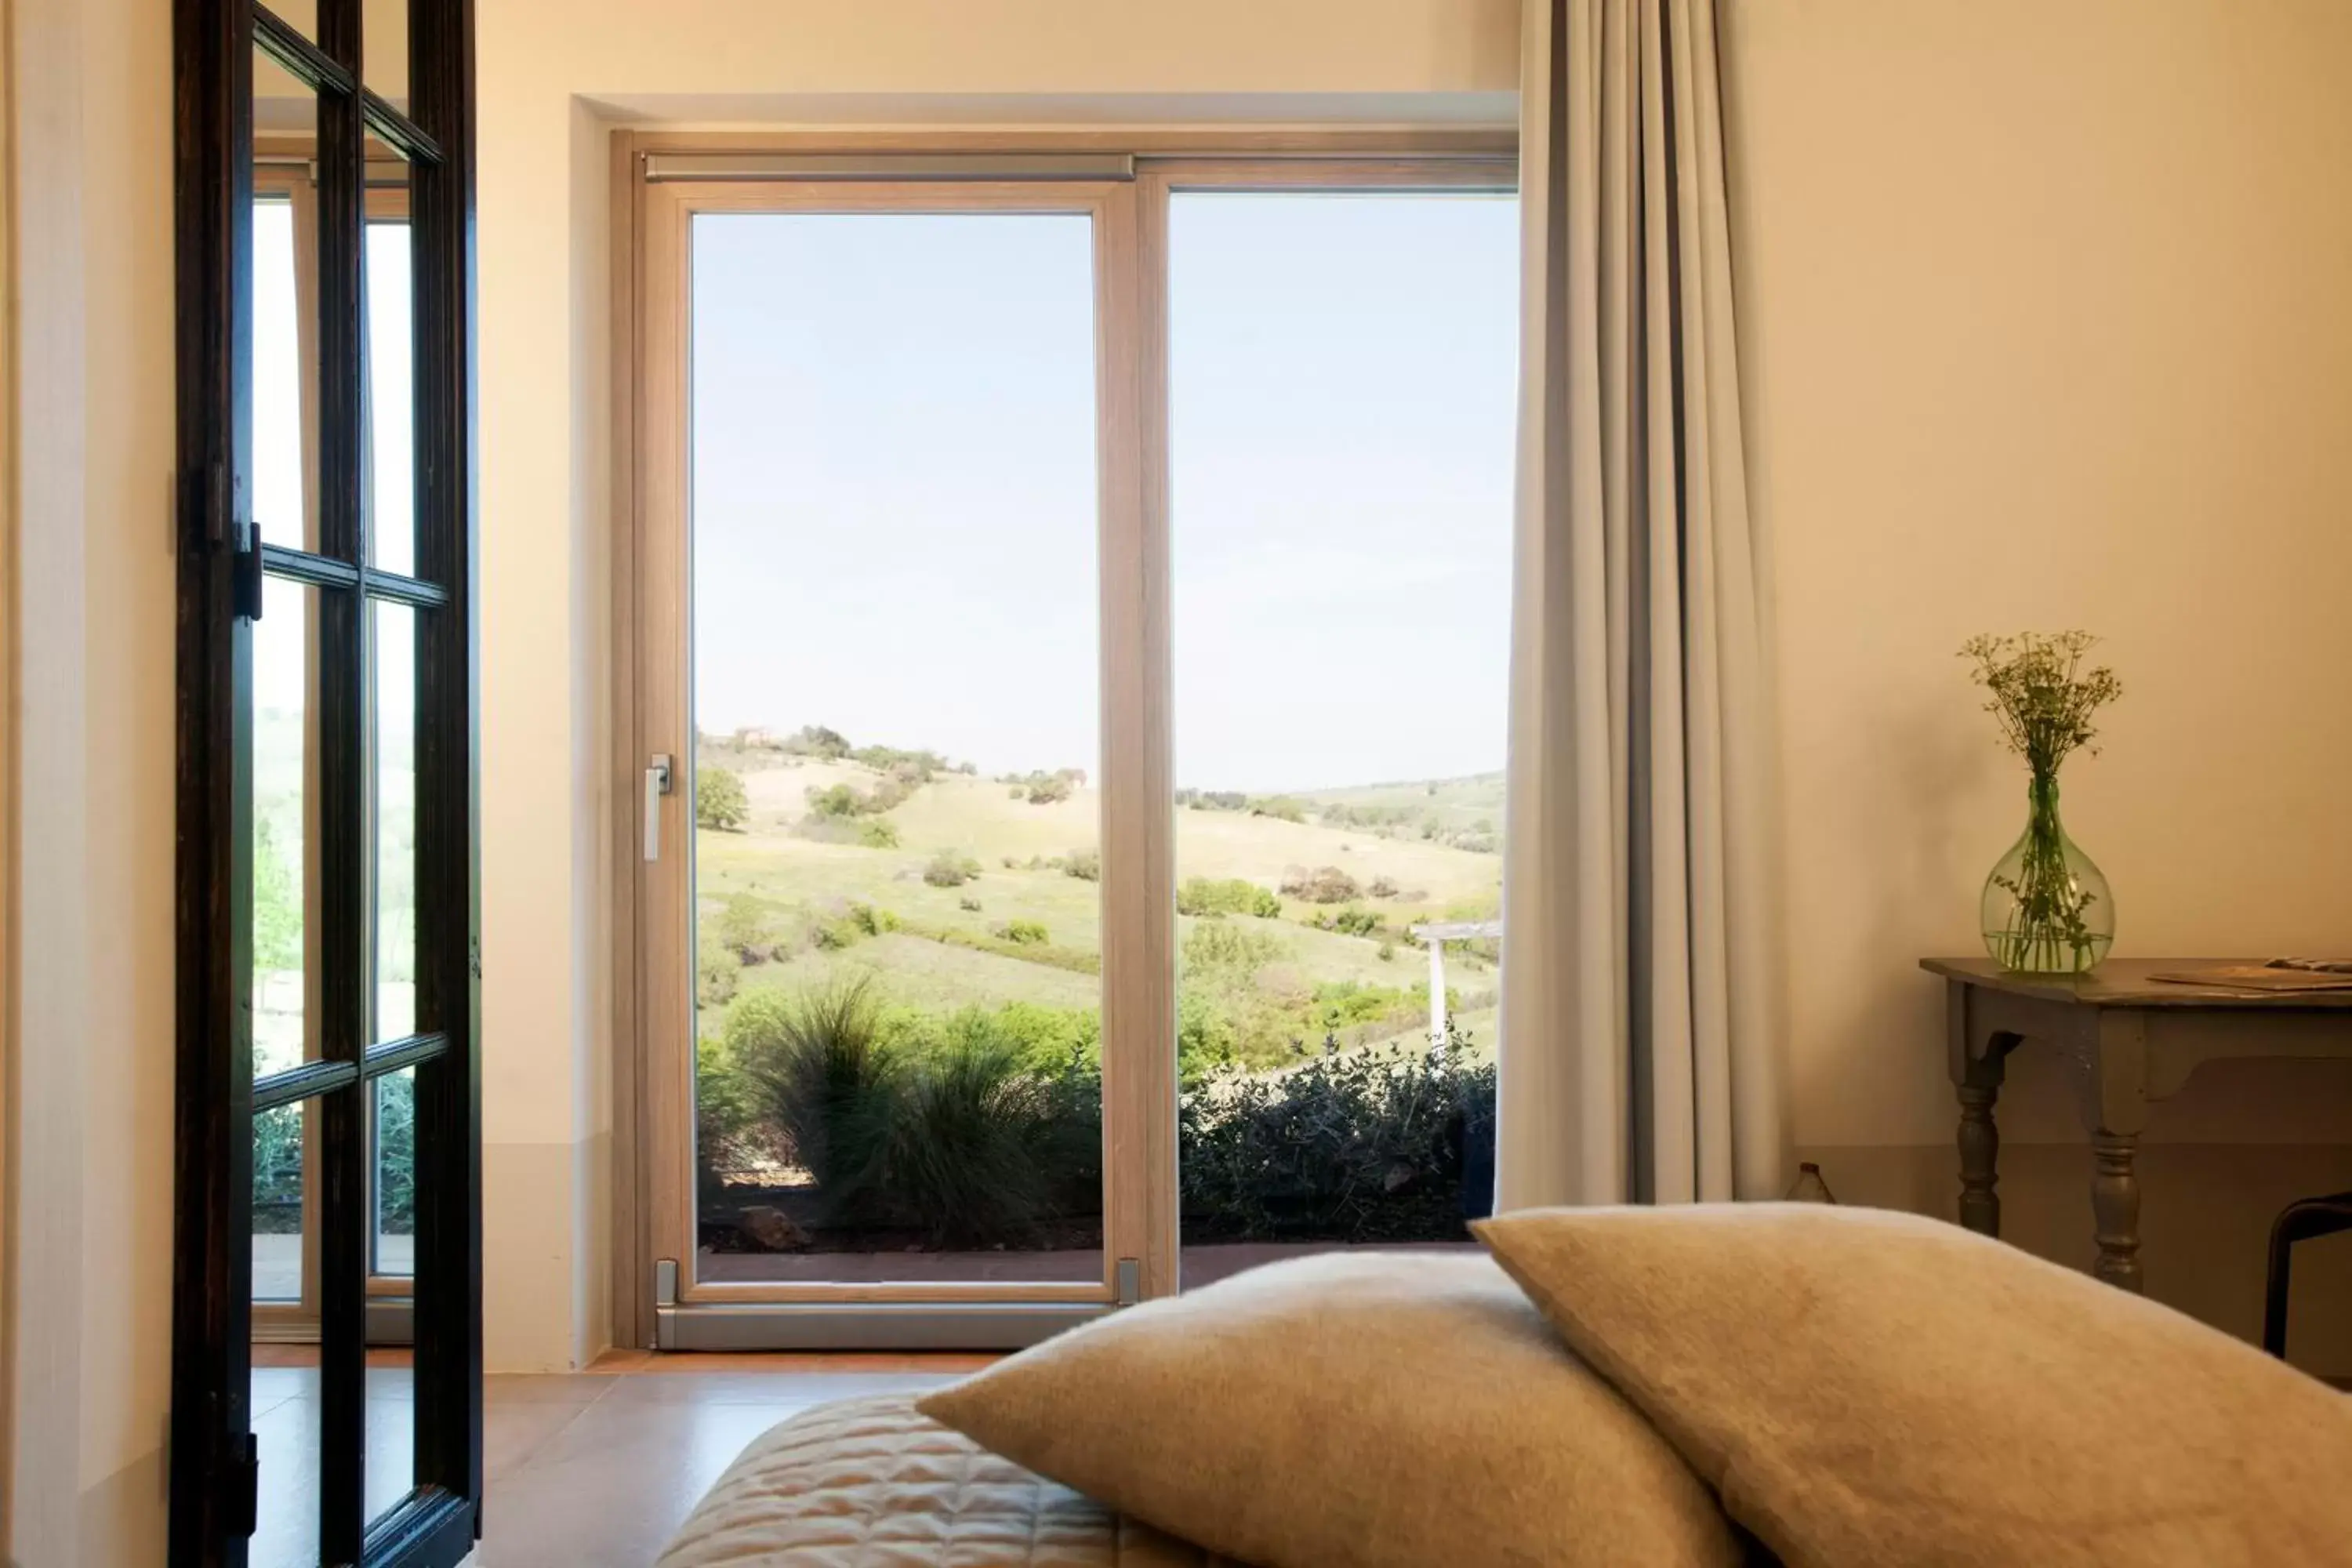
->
[1980,771,2113,975]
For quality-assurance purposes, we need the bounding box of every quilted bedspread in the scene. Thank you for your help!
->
[659,1394,1239,1566]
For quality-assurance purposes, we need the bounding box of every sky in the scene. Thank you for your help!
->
[690,192,1519,794]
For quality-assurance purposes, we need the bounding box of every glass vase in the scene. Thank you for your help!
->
[1980,771,2113,975]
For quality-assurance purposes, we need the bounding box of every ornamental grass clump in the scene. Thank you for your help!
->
[1961,631,2123,974]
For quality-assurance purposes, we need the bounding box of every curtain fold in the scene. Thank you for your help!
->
[1497,0,1787,1210]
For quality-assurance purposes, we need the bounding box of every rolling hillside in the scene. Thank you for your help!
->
[692,734,1504,1062]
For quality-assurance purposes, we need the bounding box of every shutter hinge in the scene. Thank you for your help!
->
[180,459,232,553]
[1116,1258,1141,1307]
[233,518,264,622]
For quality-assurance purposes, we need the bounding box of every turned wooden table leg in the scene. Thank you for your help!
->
[2091,1130,2144,1292]
[1947,982,2013,1237]
[1958,1082,2002,1236]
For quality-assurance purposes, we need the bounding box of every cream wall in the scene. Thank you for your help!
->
[477,0,2352,1373]
[1723,0,2352,1367]
[5,0,176,1559]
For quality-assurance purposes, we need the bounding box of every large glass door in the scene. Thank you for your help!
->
[626,154,1518,1347]
[633,176,1162,1346]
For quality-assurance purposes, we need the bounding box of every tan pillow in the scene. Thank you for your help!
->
[917,1250,1744,1568]
[1478,1203,2352,1567]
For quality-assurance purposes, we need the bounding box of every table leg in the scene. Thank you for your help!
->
[1958,1080,2002,1236]
[1947,982,2011,1237]
[2090,1131,2143,1292]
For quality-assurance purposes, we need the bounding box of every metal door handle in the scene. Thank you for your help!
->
[644,753,673,861]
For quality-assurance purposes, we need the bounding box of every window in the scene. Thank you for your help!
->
[625,148,1516,1348]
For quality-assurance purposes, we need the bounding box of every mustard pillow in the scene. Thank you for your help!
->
[1478,1203,2352,1567]
[918,1250,1744,1568]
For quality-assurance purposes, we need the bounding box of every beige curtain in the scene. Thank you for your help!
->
[1497,0,1787,1209]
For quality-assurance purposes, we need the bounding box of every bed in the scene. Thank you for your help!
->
[658,1395,1236,1567]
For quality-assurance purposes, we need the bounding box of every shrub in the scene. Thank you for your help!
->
[728,981,901,1229]
[1279,866,1361,904]
[1309,979,1417,1033]
[899,919,1102,974]
[252,1104,304,1232]
[373,1070,415,1235]
[696,767,749,830]
[787,724,851,760]
[1248,796,1307,823]
[1177,877,1281,918]
[1179,1032,1495,1243]
[1332,906,1384,938]
[858,819,900,849]
[849,744,947,781]
[1186,789,1247,811]
[728,983,1102,1246]
[959,895,982,912]
[716,893,776,961]
[1367,875,1399,899]
[967,1000,1102,1071]
[1063,848,1100,882]
[696,935,741,1007]
[996,919,1049,946]
[806,777,908,819]
[696,1033,772,1196]
[879,1026,1060,1244]
[715,980,1489,1250]
[923,851,982,887]
[845,902,897,937]
[1181,919,1287,982]
[806,782,862,819]
[1025,775,1072,805]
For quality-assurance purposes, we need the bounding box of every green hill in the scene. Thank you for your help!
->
[691,734,1504,1073]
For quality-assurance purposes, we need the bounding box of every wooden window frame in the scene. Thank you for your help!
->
[610,132,1515,1350]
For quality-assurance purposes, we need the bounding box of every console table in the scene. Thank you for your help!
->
[1926,957,2352,1291]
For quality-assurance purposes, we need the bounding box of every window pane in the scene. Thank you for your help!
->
[368,1068,417,1523]
[688,211,1104,1286]
[254,575,317,1079]
[252,1102,309,1303]
[251,1340,321,1568]
[372,1065,415,1278]
[371,600,417,1041]
[365,211,416,575]
[254,191,312,553]
[1169,191,1515,1286]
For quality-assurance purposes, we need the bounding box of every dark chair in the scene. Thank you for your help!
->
[2263,1189,2352,1359]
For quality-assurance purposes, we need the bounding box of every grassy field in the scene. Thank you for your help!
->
[692,737,1504,1065]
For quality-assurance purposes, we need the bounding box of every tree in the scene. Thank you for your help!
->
[697,766,748,830]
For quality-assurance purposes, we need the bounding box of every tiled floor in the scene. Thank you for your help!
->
[252,1350,990,1566]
